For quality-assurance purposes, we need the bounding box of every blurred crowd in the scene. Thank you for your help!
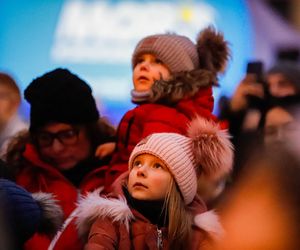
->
[1,26,300,250]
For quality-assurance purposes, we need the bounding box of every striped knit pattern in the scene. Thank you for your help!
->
[132,34,199,74]
[129,133,197,205]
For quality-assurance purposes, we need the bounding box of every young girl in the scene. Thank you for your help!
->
[99,26,231,190]
[77,116,233,249]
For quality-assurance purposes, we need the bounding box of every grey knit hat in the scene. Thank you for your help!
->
[132,34,199,74]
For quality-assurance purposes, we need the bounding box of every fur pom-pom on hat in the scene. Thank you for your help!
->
[129,116,233,204]
[197,26,230,75]
[131,26,230,107]
[132,26,230,78]
[0,179,63,247]
[188,116,233,180]
[33,192,64,236]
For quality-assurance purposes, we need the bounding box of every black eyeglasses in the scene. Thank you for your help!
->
[35,128,80,148]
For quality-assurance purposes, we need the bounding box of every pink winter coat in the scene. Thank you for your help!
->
[77,174,223,250]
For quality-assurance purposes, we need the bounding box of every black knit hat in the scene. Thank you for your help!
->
[24,68,99,132]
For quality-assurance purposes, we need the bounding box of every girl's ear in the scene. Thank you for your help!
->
[188,116,234,180]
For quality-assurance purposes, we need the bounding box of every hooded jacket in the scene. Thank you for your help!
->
[76,174,223,250]
[104,27,230,189]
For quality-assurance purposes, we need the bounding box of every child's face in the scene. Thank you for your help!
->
[128,153,172,201]
[132,54,171,92]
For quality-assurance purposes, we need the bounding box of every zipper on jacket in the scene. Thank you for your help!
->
[157,227,163,250]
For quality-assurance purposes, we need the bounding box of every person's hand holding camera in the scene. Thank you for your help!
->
[230,74,264,112]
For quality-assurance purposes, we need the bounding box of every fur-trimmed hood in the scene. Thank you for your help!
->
[76,188,223,241]
[131,69,215,105]
[149,68,216,105]
[132,26,230,106]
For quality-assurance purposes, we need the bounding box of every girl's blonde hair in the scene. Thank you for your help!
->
[164,178,193,249]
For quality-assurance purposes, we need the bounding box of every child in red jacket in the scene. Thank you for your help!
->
[99,26,231,191]
[77,116,233,250]
[50,27,232,249]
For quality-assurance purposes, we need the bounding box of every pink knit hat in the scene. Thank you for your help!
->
[129,116,234,205]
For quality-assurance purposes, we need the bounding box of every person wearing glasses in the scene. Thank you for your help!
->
[4,68,116,250]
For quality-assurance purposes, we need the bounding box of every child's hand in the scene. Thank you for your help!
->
[95,142,116,159]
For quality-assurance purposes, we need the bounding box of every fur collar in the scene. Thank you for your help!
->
[76,189,223,240]
[76,188,134,240]
[149,68,216,104]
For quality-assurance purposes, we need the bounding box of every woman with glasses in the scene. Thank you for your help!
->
[4,68,116,250]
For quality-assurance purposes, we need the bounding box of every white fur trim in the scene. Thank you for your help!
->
[194,210,224,239]
[75,189,134,239]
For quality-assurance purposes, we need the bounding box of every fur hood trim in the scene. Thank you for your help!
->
[32,192,64,236]
[194,210,224,239]
[76,190,223,240]
[188,116,234,180]
[132,26,230,105]
[149,68,215,104]
[76,189,134,240]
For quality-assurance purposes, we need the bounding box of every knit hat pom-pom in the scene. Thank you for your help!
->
[33,192,64,236]
[196,26,230,75]
[187,116,233,180]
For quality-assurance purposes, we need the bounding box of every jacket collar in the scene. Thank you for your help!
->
[75,174,223,240]
[23,143,62,176]
[23,143,106,187]
[131,69,216,105]
[75,187,134,240]
[148,69,216,105]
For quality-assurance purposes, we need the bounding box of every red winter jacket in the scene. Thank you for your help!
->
[15,143,111,250]
[104,86,217,189]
